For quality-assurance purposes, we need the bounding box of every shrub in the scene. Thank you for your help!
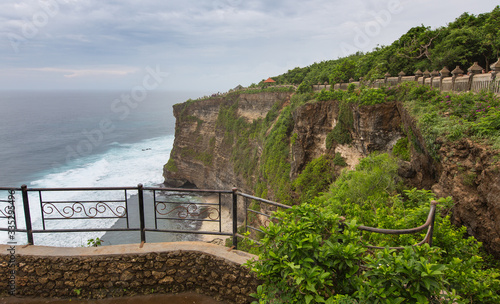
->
[347,83,356,93]
[292,155,338,203]
[355,245,456,304]
[248,204,366,304]
[359,88,387,105]
[251,153,500,303]
[392,137,410,161]
[332,152,348,166]
[326,101,353,148]
[297,82,313,94]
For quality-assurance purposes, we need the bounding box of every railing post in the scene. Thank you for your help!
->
[21,185,33,245]
[428,200,438,247]
[137,184,146,244]
[232,187,238,250]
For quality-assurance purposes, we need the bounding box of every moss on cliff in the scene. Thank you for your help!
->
[216,99,262,184]
[164,158,178,173]
[180,147,213,166]
[325,99,353,149]
[291,154,345,203]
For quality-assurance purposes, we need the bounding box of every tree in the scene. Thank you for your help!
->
[483,6,500,60]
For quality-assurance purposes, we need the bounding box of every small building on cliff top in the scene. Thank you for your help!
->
[264,77,276,83]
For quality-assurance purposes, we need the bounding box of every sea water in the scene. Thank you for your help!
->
[0,90,207,247]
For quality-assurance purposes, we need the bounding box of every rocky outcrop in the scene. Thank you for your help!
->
[166,94,404,191]
[290,100,339,176]
[398,103,500,258]
[432,139,500,257]
[351,101,403,154]
[164,93,500,257]
[290,100,403,176]
[164,92,292,192]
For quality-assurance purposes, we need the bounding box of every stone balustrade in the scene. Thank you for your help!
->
[313,59,500,95]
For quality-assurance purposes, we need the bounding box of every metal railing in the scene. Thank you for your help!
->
[234,191,291,247]
[0,185,235,247]
[235,197,439,250]
[357,200,439,249]
[0,186,439,250]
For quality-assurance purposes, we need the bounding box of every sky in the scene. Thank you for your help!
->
[0,0,498,93]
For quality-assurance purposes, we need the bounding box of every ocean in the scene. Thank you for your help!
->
[0,90,207,247]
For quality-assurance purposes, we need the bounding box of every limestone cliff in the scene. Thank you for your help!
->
[399,103,500,257]
[164,93,403,193]
[164,92,500,258]
[164,92,293,192]
[290,100,403,175]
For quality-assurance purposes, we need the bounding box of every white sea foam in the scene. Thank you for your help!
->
[0,135,174,247]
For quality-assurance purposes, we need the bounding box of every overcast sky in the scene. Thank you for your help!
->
[0,0,497,92]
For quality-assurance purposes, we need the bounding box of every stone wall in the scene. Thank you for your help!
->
[0,242,259,304]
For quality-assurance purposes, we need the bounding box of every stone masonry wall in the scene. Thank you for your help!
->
[0,242,259,304]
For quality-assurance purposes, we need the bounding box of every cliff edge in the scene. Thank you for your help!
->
[164,91,500,258]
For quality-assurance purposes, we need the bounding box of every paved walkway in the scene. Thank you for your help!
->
[1,292,226,304]
[0,241,255,264]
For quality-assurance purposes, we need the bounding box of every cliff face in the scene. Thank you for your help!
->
[164,92,293,192]
[290,100,403,176]
[164,92,500,257]
[398,103,500,257]
[165,93,404,191]
[433,140,500,256]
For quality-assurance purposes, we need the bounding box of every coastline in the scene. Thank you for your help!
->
[198,194,232,244]
[101,192,231,246]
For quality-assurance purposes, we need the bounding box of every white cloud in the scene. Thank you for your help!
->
[23,67,139,78]
[0,0,497,90]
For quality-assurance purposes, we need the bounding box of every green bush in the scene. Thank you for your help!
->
[297,82,313,94]
[326,100,353,148]
[249,204,366,304]
[250,153,500,303]
[292,155,338,203]
[359,88,387,105]
[332,152,348,167]
[347,83,356,93]
[318,153,400,220]
[316,89,339,101]
[355,245,456,304]
[392,137,410,161]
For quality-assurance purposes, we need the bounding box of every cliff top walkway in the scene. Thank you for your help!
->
[313,60,500,96]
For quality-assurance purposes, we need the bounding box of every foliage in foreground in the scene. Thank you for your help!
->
[248,154,500,304]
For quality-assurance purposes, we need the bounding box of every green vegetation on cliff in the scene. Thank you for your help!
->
[241,83,500,303]
[266,6,499,86]
[166,7,500,303]
[213,81,500,205]
[291,154,344,203]
[249,154,500,304]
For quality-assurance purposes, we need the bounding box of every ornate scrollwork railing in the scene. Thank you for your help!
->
[0,189,16,218]
[155,202,220,220]
[42,201,127,219]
